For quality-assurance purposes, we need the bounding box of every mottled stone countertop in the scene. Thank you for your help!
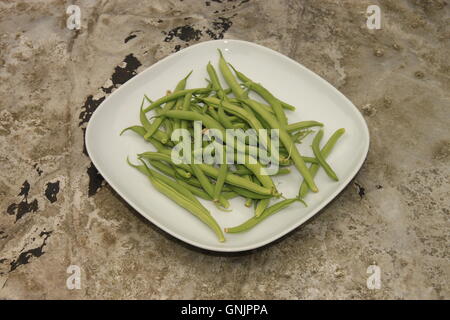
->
[0,0,448,299]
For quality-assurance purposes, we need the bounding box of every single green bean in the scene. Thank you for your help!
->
[213,149,228,204]
[139,152,274,196]
[312,130,339,181]
[181,92,192,131]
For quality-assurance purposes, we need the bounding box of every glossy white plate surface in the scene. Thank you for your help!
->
[86,39,369,252]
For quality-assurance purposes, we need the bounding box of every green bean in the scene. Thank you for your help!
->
[233,122,247,129]
[200,97,271,153]
[286,121,323,133]
[225,198,305,233]
[299,128,345,198]
[228,64,287,125]
[312,130,339,181]
[241,99,318,193]
[197,82,213,98]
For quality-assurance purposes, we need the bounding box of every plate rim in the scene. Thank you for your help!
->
[85,39,370,252]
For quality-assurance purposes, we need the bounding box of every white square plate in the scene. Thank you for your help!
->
[86,39,369,252]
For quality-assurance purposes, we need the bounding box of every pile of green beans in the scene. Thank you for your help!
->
[122,50,345,242]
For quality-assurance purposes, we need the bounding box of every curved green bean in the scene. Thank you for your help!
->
[138,152,275,196]
[312,130,339,181]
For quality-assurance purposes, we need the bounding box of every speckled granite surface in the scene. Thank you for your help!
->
[0,0,448,299]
